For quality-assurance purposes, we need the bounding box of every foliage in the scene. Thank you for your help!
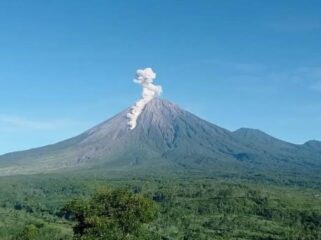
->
[0,172,321,239]
[64,188,158,240]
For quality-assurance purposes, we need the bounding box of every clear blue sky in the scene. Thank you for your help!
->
[0,0,321,154]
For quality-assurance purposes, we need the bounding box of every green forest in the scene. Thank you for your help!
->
[0,170,321,240]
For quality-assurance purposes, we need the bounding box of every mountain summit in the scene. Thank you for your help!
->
[0,98,320,176]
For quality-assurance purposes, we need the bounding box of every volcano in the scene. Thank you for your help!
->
[0,98,320,177]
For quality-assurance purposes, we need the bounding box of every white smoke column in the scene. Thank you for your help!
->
[127,68,162,130]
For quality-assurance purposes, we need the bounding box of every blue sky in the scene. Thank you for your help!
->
[0,0,321,154]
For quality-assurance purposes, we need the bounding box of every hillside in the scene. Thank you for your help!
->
[0,98,320,178]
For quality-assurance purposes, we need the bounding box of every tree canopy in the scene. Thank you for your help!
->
[64,188,158,240]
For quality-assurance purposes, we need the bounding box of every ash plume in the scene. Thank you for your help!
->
[127,68,162,129]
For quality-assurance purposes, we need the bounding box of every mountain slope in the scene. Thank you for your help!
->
[0,98,320,176]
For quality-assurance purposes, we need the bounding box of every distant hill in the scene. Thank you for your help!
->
[0,98,320,177]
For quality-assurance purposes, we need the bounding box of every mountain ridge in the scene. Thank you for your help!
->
[0,98,320,176]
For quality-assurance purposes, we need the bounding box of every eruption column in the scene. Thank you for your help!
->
[127,68,162,130]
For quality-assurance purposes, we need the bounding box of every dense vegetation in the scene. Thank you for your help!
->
[64,188,157,239]
[0,171,320,239]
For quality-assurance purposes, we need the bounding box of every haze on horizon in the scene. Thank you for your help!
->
[0,0,321,154]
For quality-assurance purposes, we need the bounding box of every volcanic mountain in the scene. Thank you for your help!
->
[0,98,320,177]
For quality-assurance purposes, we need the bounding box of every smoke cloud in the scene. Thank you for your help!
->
[127,68,162,130]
